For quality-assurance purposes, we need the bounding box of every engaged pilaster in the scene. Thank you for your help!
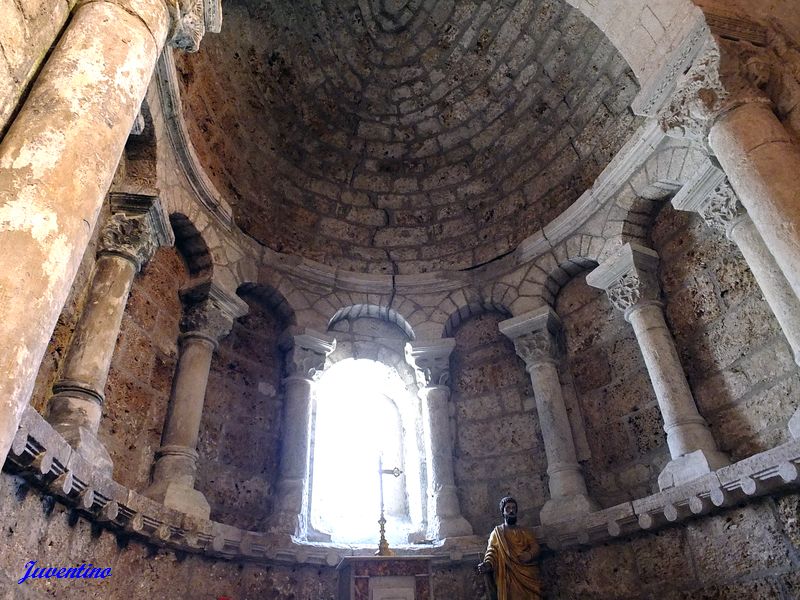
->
[46,194,170,477]
[270,329,336,539]
[587,244,730,489]
[145,282,247,520]
[499,308,598,525]
[405,339,473,539]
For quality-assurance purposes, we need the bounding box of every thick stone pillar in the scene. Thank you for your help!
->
[673,163,800,368]
[270,330,336,539]
[0,0,220,465]
[145,282,247,519]
[405,339,473,539]
[709,101,800,303]
[499,308,598,525]
[587,244,730,489]
[46,194,171,476]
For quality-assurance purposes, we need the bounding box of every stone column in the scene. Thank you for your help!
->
[145,282,247,519]
[499,308,598,525]
[0,0,219,465]
[709,101,800,303]
[46,194,171,477]
[270,330,336,539]
[672,163,800,368]
[587,243,730,489]
[405,339,473,539]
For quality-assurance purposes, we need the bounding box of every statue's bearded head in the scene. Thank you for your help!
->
[499,496,518,526]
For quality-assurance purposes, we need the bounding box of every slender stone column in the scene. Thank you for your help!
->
[46,194,171,476]
[145,282,247,519]
[499,309,598,525]
[709,102,800,303]
[587,244,730,489]
[270,330,336,539]
[672,163,800,368]
[0,0,220,465]
[405,339,473,539]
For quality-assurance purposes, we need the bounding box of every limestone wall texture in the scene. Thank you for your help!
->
[0,472,339,600]
[540,494,800,599]
[450,312,548,534]
[198,292,285,531]
[0,0,71,133]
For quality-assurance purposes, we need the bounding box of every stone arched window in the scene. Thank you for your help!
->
[309,357,424,544]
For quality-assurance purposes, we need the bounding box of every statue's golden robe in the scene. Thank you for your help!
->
[484,524,541,600]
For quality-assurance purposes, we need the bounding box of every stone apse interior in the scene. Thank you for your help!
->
[1,0,800,598]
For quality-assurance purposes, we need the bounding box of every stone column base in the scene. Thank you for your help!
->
[145,481,210,520]
[789,409,800,439]
[53,424,113,478]
[539,493,599,526]
[428,514,474,540]
[658,449,730,490]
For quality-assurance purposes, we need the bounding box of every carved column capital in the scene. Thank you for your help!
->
[405,339,456,388]
[672,162,745,236]
[280,330,336,380]
[100,192,173,270]
[168,0,222,52]
[180,281,248,344]
[659,37,772,143]
[499,307,563,368]
[586,244,661,317]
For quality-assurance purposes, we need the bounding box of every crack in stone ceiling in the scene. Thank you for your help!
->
[176,0,642,275]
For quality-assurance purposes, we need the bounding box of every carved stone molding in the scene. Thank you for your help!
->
[405,339,456,388]
[498,307,563,368]
[585,244,661,316]
[281,330,336,379]
[180,281,249,343]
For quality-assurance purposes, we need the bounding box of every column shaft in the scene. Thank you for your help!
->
[46,254,137,475]
[626,303,719,459]
[527,362,586,498]
[729,216,800,366]
[0,0,169,464]
[421,385,472,538]
[709,102,800,301]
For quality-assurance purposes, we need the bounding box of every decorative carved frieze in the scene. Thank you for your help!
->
[405,339,456,388]
[180,281,249,343]
[282,331,336,379]
[585,244,661,317]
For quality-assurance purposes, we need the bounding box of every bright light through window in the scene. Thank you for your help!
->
[310,358,418,545]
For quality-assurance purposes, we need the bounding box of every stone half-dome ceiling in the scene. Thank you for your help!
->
[176,0,641,275]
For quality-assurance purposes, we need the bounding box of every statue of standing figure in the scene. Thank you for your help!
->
[477,496,541,600]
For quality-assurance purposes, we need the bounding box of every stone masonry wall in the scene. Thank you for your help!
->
[652,205,799,462]
[540,492,800,599]
[0,0,72,133]
[450,312,548,534]
[197,293,285,531]
[0,472,339,600]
